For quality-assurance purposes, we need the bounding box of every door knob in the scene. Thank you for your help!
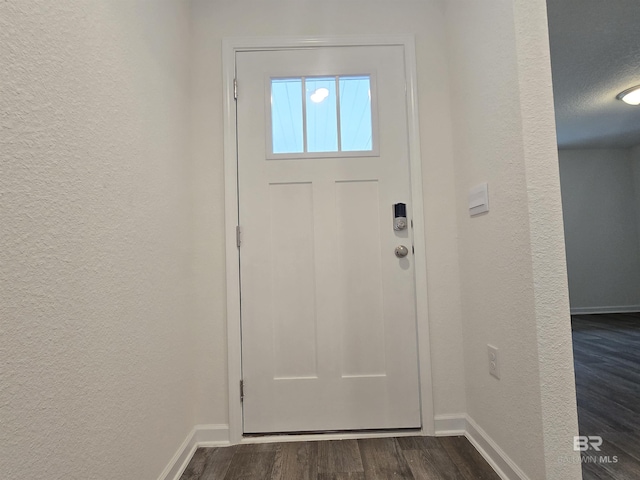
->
[395,245,409,258]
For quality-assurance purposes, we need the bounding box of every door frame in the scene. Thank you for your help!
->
[222,35,434,444]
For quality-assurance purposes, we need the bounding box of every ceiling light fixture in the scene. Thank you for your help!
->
[617,85,640,106]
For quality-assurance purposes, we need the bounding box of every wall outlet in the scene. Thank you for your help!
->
[488,345,500,379]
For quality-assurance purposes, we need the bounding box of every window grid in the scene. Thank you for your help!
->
[269,74,375,158]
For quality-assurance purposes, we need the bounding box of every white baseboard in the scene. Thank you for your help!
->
[571,305,640,315]
[193,424,231,447]
[156,428,198,480]
[159,419,532,480]
[434,414,466,436]
[434,414,529,479]
[464,415,530,480]
[158,424,230,480]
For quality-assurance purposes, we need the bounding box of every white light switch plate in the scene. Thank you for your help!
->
[469,183,489,216]
[488,344,500,379]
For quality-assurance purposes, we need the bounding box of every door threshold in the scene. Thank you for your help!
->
[241,427,424,444]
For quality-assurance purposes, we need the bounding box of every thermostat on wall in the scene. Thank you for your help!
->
[469,183,489,216]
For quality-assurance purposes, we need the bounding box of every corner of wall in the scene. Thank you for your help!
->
[443,0,581,478]
[514,0,582,478]
[158,425,231,480]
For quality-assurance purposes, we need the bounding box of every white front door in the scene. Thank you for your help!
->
[236,45,421,434]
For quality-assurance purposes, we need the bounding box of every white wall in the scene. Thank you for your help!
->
[559,148,640,312]
[445,0,581,478]
[189,0,468,426]
[632,145,640,263]
[0,2,196,479]
[1,1,582,478]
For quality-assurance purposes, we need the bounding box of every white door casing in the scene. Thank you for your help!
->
[223,36,434,443]
[237,45,422,434]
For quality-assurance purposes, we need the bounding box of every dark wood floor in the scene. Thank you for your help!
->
[572,313,640,480]
[180,436,501,480]
[180,313,640,480]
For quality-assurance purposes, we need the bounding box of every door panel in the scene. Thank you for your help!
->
[237,46,420,433]
[335,180,386,377]
[269,182,318,379]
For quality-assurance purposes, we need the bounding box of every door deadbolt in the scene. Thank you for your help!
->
[393,203,407,231]
[395,245,409,258]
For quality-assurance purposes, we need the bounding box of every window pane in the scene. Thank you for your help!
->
[271,78,304,154]
[306,77,338,153]
[339,76,372,151]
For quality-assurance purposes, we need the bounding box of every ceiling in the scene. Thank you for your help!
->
[546,0,640,149]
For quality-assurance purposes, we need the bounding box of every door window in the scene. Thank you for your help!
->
[268,75,378,158]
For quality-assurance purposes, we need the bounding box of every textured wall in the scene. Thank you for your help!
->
[0,2,195,479]
[189,0,467,425]
[632,146,640,265]
[514,1,582,476]
[1,1,583,478]
[559,148,640,310]
[446,0,581,478]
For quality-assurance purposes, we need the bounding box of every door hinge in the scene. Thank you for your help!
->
[234,78,238,100]
[240,380,244,402]
[236,226,241,248]
[412,245,415,255]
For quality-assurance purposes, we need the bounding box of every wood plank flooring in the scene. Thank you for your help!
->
[180,313,640,480]
[572,313,640,480]
[179,436,501,480]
